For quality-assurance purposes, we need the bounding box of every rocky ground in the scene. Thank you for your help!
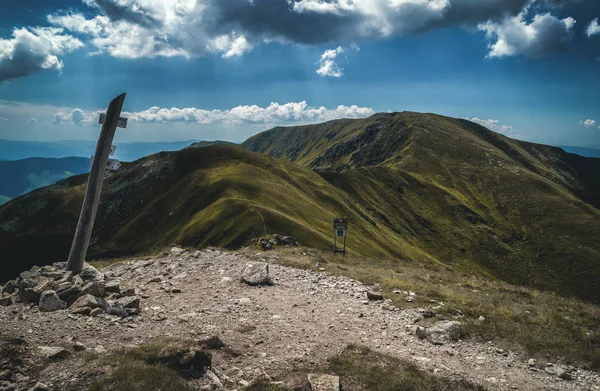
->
[1,248,600,391]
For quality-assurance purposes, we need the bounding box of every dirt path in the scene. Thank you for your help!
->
[2,248,599,390]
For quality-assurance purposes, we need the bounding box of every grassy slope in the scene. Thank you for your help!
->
[244,112,600,302]
[0,146,429,281]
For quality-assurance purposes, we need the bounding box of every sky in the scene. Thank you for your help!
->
[0,0,599,147]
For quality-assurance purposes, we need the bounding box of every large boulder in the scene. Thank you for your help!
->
[241,262,271,285]
[38,291,67,312]
[416,321,462,345]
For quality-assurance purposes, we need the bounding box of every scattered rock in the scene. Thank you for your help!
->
[117,296,140,309]
[28,382,50,391]
[106,303,128,318]
[57,285,82,302]
[38,346,71,360]
[171,247,186,255]
[104,281,121,293]
[2,281,16,295]
[71,294,104,310]
[545,365,573,380]
[0,297,12,307]
[205,370,223,389]
[80,265,103,282]
[416,321,462,345]
[308,374,340,391]
[73,342,87,352]
[38,291,67,312]
[89,308,104,317]
[80,281,105,297]
[366,291,384,301]
[241,262,271,285]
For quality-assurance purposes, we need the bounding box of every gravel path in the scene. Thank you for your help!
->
[2,248,599,391]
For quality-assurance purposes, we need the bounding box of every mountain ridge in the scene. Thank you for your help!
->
[2,112,600,304]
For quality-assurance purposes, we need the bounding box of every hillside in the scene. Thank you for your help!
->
[0,195,10,206]
[0,157,90,200]
[2,113,600,304]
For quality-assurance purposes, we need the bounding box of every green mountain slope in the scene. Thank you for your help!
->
[2,112,600,304]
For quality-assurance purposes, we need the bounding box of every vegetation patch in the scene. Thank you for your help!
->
[87,338,210,390]
[328,345,486,391]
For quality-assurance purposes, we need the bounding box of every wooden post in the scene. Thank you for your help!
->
[66,93,126,274]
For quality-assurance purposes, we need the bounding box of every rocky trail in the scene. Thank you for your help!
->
[1,248,599,391]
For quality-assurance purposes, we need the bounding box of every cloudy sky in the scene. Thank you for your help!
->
[0,0,599,146]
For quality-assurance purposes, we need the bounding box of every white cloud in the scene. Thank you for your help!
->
[53,108,99,125]
[0,118,8,122]
[53,101,375,126]
[479,10,575,58]
[29,118,37,123]
[316,46,344,77]
[581,119,597,128]
[0,27,83,81]
[587,18,600,37]
[465,117,517,136]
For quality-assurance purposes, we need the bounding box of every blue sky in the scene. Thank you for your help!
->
[0,0,599,147]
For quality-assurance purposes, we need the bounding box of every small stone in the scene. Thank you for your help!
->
[106,303,128,318]
[54,281,72,293]
[80,281,105,297]
[80,264,103,282]
[117,296,140,309]
[28,382,50,391]
[104,281,121,293]
[38,291,67,312]
[72,294,104,309]
[72,275,84,286]
[366,291,384,301]
[171,288,182,293]
[73,342,87,352]
[38,346,71,360]
[528,359,537,366]
[0,296,11,307]
[122,287,136,296]
[147,277,161,284]
[2,280,16,295]
[57,285,82,302]
[308,374,340,391]
[89,308,104,317]
[478,316,486,322]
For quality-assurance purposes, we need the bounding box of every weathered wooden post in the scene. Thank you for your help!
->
[333,217,348,255]
[66,93,127,274]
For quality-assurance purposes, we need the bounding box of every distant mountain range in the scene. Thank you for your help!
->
[0,157,90,205]
[560,146,600,158]
[0,139,210,162]
[2,112,600,305]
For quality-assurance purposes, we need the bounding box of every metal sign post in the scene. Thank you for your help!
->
[66,93,127,274]
[333,217,348,255]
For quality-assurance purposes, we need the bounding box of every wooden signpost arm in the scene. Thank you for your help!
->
[66,93,126,274]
